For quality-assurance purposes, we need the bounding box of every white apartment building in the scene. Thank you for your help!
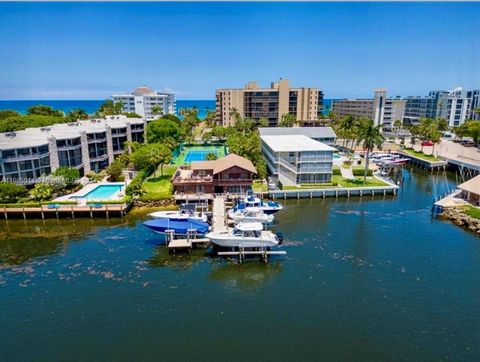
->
[259,128,336,186]
[112,86,176,120]
[0,116,148,183]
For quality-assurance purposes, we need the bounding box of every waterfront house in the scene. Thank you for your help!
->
[172,153,257,198]
[458,175,480,205]
[260,133,336,187]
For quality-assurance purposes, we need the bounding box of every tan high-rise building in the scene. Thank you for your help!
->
[215,79,323,126]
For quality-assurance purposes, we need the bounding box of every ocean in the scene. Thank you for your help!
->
[0,99,332,119]
[0,100,216,119]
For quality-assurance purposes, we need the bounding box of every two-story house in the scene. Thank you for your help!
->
[172,153,257,197]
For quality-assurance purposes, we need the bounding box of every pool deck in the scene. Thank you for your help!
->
[54,182,127,202]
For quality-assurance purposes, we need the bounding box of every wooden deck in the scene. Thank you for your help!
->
[212,196,227,232]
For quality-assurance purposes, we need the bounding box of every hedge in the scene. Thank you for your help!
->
[126,169,150,196]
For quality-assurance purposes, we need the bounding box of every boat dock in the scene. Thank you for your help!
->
[397,150,448,171]
[218,247,286,263]
[212,196,227,232]
[165,230,210,253]
[1,202,131,219]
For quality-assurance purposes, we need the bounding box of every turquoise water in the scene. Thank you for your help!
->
[71,184,123,200]
[1,168,480,361]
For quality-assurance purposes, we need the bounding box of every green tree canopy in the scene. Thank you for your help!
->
[279,113,297,127]
[27,105,63,117]
[66,108,89,121]
[0,109,20,120]
[52,167,80,186]
[146,118,183,145]
[0,183,27,203]
[30,183,53,201]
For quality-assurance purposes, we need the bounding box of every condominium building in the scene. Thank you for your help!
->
[259,127,336,186]
[0,115,147,183]
[402,87,480,127]
[112,86,175,120]
[215,79,323,127]
[331,89,406,131]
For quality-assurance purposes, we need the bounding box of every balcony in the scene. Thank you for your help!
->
[172,167,213,186]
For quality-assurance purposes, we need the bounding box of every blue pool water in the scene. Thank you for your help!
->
[71,184,123,200]
[184,150,218,163]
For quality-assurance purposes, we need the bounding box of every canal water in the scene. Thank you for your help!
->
[1,168,479,361]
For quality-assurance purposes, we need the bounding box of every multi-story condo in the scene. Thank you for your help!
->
[259,128,336,186]
[331,89,406,131]
[0,115,147,183]
[112,86,175,120]
[403,88,480,127]
[215,79,323,127]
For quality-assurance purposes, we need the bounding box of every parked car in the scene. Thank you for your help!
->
[421,141,434,147]
[461,141,476,147]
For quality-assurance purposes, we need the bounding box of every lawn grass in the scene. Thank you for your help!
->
[252,180,268,193]
[401,148,440,162]
[140,165,177,200]
[282,175,389,190]
[332,175,389,188]
[462,205,480,219]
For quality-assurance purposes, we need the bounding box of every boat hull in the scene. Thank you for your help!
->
[206,232,279,248]
[143,219,209,235]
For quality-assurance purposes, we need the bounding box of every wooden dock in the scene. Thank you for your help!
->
[165,229,210,253]
[212,196,227,232]
[1,203,131,219]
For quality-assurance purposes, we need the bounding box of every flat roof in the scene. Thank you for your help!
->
[258,127,336,139]
[260,135,336,152]
[0,116,146,150]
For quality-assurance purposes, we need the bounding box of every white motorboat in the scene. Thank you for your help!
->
[149,204,208,222]
[206,222,281,248]
[239,196,283,215]
[228,207,274,224]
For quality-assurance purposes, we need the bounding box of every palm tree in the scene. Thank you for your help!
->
[393,119,402,134]
[357,121,384,182]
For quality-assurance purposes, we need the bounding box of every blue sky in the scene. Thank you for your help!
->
[0,2,478,100]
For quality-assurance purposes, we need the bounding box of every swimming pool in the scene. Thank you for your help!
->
[184,149,218,163]
[70,184,123,200]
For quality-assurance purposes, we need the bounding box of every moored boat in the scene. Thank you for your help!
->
[148,204,208,222]
[206,222,281,248]
[238,196,283,215]
[143,218,210,235]
[228,207,274,224]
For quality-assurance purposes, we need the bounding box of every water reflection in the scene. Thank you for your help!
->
[147,246,209,269]
[208,260,282,291]
[0,217,131,266]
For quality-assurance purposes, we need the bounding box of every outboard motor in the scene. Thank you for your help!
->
[276,232,284,245]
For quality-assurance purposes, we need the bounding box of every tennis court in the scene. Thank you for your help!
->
[172,144,227,165]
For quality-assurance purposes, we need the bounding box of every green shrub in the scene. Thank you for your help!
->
[53,166,80,186]
[352,169,373,176]
[126,170,148,196]
[332,168,341,175]
[0,183,27,203]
